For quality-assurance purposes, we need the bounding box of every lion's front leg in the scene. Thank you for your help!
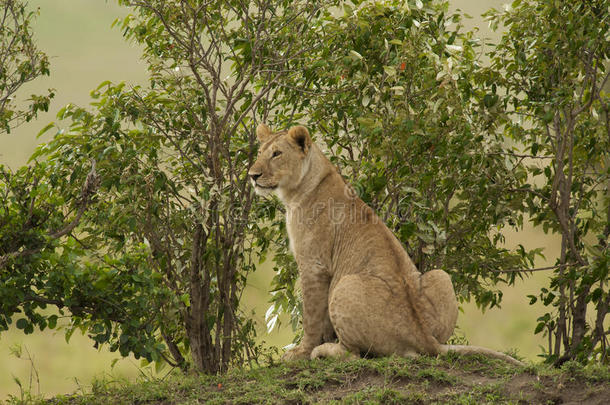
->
[282,264,331,361]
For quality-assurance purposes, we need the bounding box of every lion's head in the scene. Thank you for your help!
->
[248,124,312,197]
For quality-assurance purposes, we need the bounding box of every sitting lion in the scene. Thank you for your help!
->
[249,124,522,366]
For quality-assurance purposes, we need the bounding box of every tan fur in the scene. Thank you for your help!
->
[249,124,523,366]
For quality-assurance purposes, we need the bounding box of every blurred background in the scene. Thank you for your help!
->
[0,0,559,399]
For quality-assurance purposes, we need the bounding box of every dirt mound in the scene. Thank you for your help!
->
[288,355,610,404]
[44,354,610,404]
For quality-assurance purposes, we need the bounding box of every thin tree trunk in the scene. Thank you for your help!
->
[162,332,187,370]
[188,223,217,373]
[570,286,590,354]
[555,235,568,358]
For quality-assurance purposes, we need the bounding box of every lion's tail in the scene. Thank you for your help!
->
[440,344,524,366]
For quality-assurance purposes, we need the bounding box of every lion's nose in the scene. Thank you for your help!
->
[249,172,262,182]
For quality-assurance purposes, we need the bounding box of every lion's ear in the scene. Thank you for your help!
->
[288,125,311,154]
[256,123,273,143]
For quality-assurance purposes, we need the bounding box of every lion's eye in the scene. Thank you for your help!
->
[272,150,282,158]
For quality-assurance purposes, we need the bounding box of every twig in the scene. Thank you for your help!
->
[485,151,555,159]
[489,262,584,274]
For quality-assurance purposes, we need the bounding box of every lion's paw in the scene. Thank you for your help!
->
[281,345,312,361]
[311,343,359,360]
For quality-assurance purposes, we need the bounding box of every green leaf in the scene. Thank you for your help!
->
[357,117,377,129]
[180,293,190,307]
[47,315,58,329]
[483,94,498,108]
[542,111,553,123]
[349,50,363,60]
[36,122,55,138]
[65,327,75,344]
[92,323,104,334]
[383,65,397,77]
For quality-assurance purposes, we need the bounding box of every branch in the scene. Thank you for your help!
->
[508,187,549,201]
[486,151,555,160]
[161,331,187,369]
[489,262,584,274]
[23,292,125,323]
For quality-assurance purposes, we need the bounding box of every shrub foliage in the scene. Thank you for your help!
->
[0,0,608,372]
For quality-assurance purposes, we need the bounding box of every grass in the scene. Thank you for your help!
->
[3,354,609,404]
[0,327,148,400]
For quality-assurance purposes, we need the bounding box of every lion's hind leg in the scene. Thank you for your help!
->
[419,269,458,343]
[328,274,427,357]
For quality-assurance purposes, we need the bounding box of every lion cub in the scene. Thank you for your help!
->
[249,124,522,366]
